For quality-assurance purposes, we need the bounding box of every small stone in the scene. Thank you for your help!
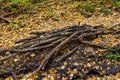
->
[47,75,50,78]
[87,63,91,67]
[77,51,79,53]
[14,58,19,62]
[73,69,77,72]
[40,35,44,38]
[31,54,35,57]
[64,61,67,65]
[61,66,65,70]
[74,62,79,66]
[97,77,101,80]
[70,74,74,80]
[68,57,72,59]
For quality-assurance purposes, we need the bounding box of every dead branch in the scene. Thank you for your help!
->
[0,24,120,79]
[55,45,79,62]
[38,32,79,70]
[0,16,10,23]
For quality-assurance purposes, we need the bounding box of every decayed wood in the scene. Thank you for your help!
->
[0,40,62,62]
[15,36,38,43]
[106,24,120,30]
[79,32,107,49]
[0,24,120,79]
[0,16,10,23]
[38,32,79,70]
[112,30,120,34]
[55,45,80,62]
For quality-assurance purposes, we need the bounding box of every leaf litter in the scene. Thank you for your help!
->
[0,0,120,80]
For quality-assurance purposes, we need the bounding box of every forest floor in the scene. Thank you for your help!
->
[0,0,120,80]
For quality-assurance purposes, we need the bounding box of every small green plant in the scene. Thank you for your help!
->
[18,14,25,19]
[85,3,95,12]
[60,12,66,16]
[106,52,120,60]
[11,0,30,5]
[29,0,44,4]
[111,0,120,7]
[81,3,96,17]
[45,12,55,18]
[7,0,31,13]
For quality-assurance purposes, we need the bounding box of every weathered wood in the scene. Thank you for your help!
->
[0,16,10,23]
[0,24,120,79]
[38,32,79,70]
[55,45,79,62]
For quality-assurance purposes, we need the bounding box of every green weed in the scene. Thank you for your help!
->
[106,52,120,60]
[106,48,120,60]
[18,14,25,19]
